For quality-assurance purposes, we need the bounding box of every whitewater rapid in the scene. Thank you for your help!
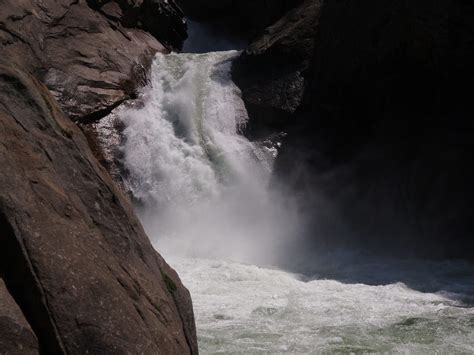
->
[116,51,474,354]
[172,257,474,354]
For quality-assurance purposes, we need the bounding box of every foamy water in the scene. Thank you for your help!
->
[116,50,474,354]
[170,256,474,354]
[119,51,298,265]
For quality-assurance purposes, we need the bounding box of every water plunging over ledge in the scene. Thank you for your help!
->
[115,51,474,353]
[119,51,295,264]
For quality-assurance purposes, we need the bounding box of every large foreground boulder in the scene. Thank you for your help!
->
[0,279,39,354]
[0,0,186,122]
[0,61,197,353]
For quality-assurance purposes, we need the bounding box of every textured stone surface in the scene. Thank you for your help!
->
[0,0,186,122]
[0,60,197,354]
[0,279,39,354]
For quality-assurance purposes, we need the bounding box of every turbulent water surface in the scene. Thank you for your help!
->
[117,51,474,354]
[172,257,474,354]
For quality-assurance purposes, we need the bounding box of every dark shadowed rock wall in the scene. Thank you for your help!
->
[234,0,474,259]
[176,0,304,40]
[232,0,321,139]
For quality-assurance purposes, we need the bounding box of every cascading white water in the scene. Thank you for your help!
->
[117,51,474,354]
[119,51,299,264]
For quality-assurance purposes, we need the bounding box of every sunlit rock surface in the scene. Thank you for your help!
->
[0,28,196,355]
[0,0,186,122]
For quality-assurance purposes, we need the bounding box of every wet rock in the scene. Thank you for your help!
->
[0,0,186,122]
[0,279,39,354]
[0,61,197,353]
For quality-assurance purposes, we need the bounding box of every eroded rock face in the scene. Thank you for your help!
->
[0,60,197,353]
[232,0,321,138]
[0,0,186,122]
[0,279,39,354]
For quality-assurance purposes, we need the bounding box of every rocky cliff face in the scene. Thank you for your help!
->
[234,0,474,259]
[0,0,197,353]
[1,0,186,121]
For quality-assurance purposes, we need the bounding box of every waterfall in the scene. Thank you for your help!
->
[114,51,474,354]
[118,51,296,264]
